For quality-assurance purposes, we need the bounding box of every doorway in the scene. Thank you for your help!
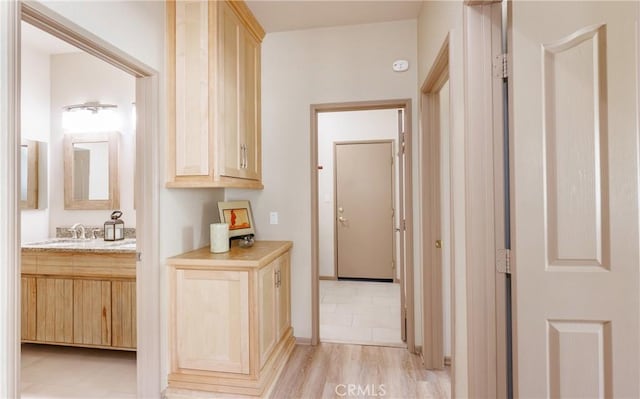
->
[0,2,161,397]
[19,20,138,398]
[420,39,452,369]
[311,100,414,350]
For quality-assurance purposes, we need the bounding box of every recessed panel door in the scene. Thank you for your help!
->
[511,2,640,397]
[335,141,394,280]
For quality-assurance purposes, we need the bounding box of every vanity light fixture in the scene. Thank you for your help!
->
[62,101,121,133]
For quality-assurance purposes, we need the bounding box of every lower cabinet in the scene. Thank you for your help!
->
[111,280,137,349]
[168,241,294,396]
[21,251,136,350]
[73,279,111,346]
[258,254,291,368]
[36,277,74,344]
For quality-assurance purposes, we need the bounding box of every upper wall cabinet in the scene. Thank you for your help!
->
[167,0,264,189]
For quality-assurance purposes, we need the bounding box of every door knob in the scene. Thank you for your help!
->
[338,216,348,223]
[338,207,344,213]
[435,240,442,248]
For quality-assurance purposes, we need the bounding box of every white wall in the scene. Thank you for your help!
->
[317,109,401,280]
[418,0,466,394]
[20,39,50,244]
[49,52,136,233]
[226,19,418,341]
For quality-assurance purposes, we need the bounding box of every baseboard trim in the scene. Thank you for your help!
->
[295,336,312,345]
[319,276,337,281]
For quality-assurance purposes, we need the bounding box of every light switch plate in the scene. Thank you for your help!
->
[270,212,278,225]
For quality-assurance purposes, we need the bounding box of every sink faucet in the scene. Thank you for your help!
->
[70,223,87,240]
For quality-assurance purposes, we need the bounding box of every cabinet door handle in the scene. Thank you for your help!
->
[243,144,248,169]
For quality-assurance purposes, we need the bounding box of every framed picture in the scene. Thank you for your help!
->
[217,200,256,238]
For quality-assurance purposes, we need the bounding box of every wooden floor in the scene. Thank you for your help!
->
[270,343,450,399]
[166,343,450,399]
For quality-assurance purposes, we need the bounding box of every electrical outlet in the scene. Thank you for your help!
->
[269,212,278,225]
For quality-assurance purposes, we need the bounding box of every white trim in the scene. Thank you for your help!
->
[0,3,162,397]
[0,1,21,397]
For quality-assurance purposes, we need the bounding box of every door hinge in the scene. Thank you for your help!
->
[136,252,142,262]
[493,53,508,79]
[400,132,406,154]
[392,260,395,269]
[496,249,511,274]
[401,219,406,231]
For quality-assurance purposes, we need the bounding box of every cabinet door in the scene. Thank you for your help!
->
[258,261,277,368]
[112,280,136,349]
[170,0,210,178]
[241,30,261,180]
[174,269,249,374]
[73,280,111,346]
[219,2,243,178]
[36,277,73,343]
[276,253,291,340]
[219,2,261,181]
[21,277,36,341]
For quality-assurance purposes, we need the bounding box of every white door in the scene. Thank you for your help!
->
[335,141,394,280]
[511,2,639,397]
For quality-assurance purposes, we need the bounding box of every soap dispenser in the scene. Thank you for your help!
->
[104,210,125,241]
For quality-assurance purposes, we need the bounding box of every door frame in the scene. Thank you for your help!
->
[0,2,161,397]
[333,139,396,280]
[310,99,414,352]
[462,1,508,398]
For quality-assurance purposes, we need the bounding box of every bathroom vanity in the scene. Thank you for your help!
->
[167,241,294,396]
[21,239,136,350]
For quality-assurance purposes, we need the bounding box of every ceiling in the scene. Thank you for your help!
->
[245,1,423,33]
[20,2,423,52]
[21,21,80,55]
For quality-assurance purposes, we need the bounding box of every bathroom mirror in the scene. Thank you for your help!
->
[20,139,38,209]
[64,132,119,210]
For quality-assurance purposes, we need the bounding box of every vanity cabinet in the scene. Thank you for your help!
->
[167,241,294,396]
[167,0,264,189]
[21,251,136,350]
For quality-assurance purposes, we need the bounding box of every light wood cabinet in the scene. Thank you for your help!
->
[21,277,36,341]
[36,277,74,344]
[73,280,111,346]
[168,241,294,396]
[167,0,264,189]
[112,280,137,349]
[258,254,290,368]
[21,251,136,350]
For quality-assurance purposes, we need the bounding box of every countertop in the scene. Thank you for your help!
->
[167,240,292,269]
[22,238,136,254]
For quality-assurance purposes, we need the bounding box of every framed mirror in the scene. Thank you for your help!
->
[64,132,119,210]
[20,139,38,210]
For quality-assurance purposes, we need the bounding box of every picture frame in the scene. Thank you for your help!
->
[217,200,256,238]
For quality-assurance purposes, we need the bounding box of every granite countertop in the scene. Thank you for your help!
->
[22,238,136,254]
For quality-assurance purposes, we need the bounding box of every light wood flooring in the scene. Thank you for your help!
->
[270,343,450,399]
[23,342,449,399]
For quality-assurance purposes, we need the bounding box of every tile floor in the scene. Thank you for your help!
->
[319,279,404,347]
[21,344,136,399]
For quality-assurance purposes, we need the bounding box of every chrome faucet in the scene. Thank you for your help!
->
[70,223,87,240]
